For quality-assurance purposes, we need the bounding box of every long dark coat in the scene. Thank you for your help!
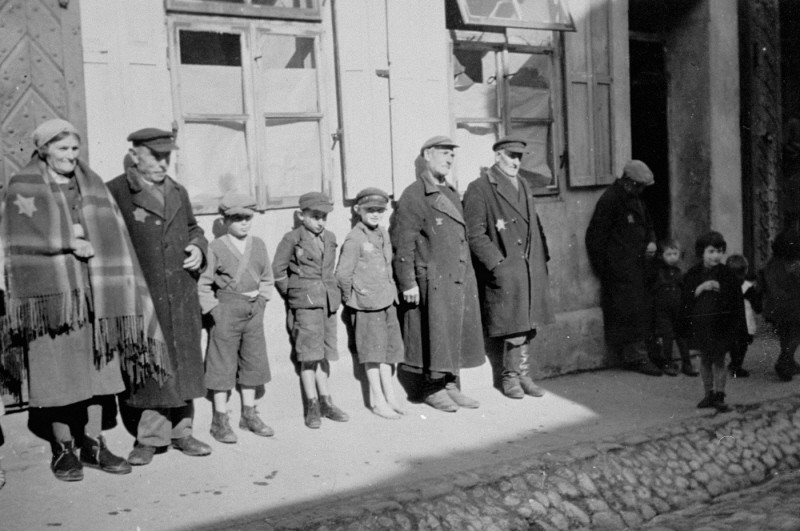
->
[463,165,555,337]
[389,165,485,374]
[107,169,207,408]
[585,180,655,346]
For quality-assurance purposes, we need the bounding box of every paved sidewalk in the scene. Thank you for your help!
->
[1,332,798,530]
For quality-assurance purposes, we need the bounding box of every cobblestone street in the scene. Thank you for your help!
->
[642,469,800,531]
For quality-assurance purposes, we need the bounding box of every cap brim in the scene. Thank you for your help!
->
[305,204,333,213]
[147,143,179,153]
[502,146,529,154]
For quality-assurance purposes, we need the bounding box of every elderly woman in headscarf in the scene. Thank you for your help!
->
[1,119,168,482]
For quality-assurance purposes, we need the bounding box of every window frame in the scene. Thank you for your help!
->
[450,34,565,195]
[165,0,321,22]
[452,0,575,32]
[167,15,330,213]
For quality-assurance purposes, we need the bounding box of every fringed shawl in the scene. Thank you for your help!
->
[1,157,170,390]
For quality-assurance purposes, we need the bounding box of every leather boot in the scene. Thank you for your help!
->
[445,381,479,408]
[305,398,321,429]
[517,342,545,397]
[240,406,274,437]
[713,391,731,413]
[210,411,237,444]
[320,395,349,422]
[51,440,83,482]
[80,435,131,474]
[501,342,524,399]
[697,391,716,409]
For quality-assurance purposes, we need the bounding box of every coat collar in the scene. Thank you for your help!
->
[486,165,530,221]
[125,166,181,222]
[417,167,465,226]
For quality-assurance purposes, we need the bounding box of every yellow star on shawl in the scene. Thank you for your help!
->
[133,207,149,223]
[13,194,37,218]
[495,218,507,231]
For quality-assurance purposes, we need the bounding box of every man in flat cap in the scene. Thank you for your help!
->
[463,136,555,399]
[585,160,663,376]
[108,128,212,464]
[389,136,485,412]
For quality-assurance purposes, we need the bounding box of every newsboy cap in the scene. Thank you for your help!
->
[620,160,654,186]
[355,187,389,209]
[299,191,334,213]
[219,191,257,217]
[420,135,458,155]
[127,128,179,153]
[492,136,529,154]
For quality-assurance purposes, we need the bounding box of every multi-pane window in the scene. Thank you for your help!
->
[168,17,328,212]
[451,38,563,193]
[166,0,320,21]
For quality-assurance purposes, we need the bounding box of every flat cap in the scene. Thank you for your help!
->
[420,135,458,155]
[219,191,257,217]
[493,136,529,154]
[621,160,654,186]
[127,127,179,153]
[299,191,334,213]
[355,187,389,209]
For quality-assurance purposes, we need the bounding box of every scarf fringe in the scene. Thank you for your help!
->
[2,289,87,339]
[95,316,169,387]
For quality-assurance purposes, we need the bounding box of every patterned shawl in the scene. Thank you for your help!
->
[1,156,169,390]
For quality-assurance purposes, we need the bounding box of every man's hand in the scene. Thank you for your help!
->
[183,244,203,271]
[71,239,95,259]
[694,280,720,297]
[645,241,657,258]
[402,285,420,305]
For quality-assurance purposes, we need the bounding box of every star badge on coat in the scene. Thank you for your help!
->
[133,207,149,223]
[13,194,37,218]
[496,218,507,231]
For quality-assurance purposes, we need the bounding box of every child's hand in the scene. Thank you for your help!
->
[71,238,95,259]
[694,280,719,297]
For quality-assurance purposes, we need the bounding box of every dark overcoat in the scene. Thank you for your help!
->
[389,166,485,374]
[585,180,655,346]
[463,165,555,337]
[107,169,207,408]
[272,226,341,311]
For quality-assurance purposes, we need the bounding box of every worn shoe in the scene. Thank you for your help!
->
[681,361,699,377]
[501,374,524,399]
[697,391,716,409]
[423,389,459,412]
[305,398,321,429]
[661,363,679,377]
[51,440,83,482]
[127,442,165,466]
[80,435,131,475]
[627,359,663,376]
[240,406,274,437]
[519,377,546,397]
[713,391,732,413]
[445,382,480,409]
[320,395,350,422]
[171,435,212,457]
[210,411,237,444]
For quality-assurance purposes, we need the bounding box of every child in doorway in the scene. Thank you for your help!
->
[335,188,405,420]
[762,229,800,381]
[726,254,763,378]
[649,239,698,377]
[273,192,350,429]
[680,231,744,412]
[198,192,274,443]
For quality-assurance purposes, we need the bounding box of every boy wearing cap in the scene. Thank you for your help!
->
[198,192,274,443]
[272,192,349,429]
[335,188,405,419]
[463,136,555,399]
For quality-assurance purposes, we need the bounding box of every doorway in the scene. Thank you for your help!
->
[629,38,670,242]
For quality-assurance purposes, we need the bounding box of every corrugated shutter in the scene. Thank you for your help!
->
[333,0,393,200]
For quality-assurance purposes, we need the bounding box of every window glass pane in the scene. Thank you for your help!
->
[455,0,575,31]
[454,121,499,186]
[180,65,244,115]
[179,30,241,66]
[263,119,322,199]
[453,48,499,119]
[258,34,318,113]
[509,122,553,187]
[507,52,551,119]
[179,121,250,203]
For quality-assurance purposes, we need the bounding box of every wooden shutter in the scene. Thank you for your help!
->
[333,0,393,199]
[386,0,451,191]
[565,0,615,186]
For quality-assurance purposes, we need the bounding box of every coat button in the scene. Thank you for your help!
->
[517,239,523,245]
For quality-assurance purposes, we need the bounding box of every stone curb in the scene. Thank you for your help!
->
[246,394,800,531]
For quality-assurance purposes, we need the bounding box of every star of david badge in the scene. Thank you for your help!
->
[627,213,635,224]
[496,218,507,231]
[13,194,37,218]
[133,207,149,223]
[435,218,443,226]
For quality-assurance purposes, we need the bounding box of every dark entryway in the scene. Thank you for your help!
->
[629,37,670,242]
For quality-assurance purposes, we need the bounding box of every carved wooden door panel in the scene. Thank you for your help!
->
[0,0,87,408]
